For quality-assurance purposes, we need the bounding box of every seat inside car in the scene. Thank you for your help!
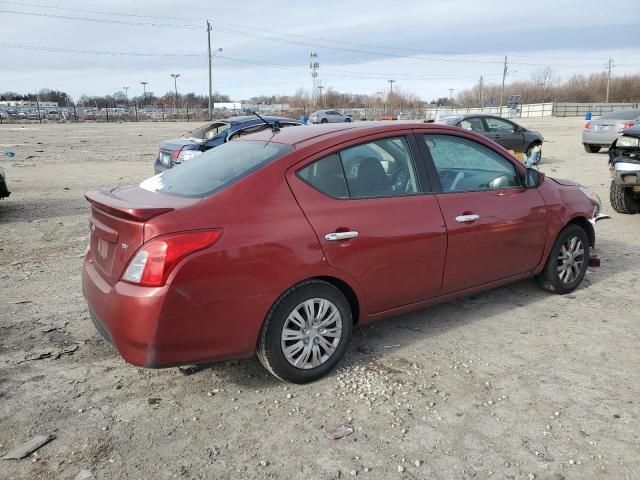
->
[353,157,390,197]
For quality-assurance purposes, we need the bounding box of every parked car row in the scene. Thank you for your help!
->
[84,120,606,383]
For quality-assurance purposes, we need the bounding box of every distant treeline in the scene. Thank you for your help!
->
[2,70,639,110]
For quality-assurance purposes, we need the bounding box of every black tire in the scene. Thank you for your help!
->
[526,143,542,164]
[320,118,329,124]
[583,144,601,153]
[536,224,590,294]
[344,117,352,122]
[257,280,352,383]
[610,180,640,214]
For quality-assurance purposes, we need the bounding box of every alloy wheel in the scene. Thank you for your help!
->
[556,235,585,284]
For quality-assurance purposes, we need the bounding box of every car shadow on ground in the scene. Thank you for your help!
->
[185,235,634,389]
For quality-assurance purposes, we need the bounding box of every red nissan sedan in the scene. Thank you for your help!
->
[82,122,607,383]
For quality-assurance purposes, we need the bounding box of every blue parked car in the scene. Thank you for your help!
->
[154,115,302,174]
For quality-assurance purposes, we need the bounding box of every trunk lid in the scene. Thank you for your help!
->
[85,186,196,285]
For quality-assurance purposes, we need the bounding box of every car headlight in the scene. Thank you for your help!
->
[616,135,640,148]
[579,185,602,215]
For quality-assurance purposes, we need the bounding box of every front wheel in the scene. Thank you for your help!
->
[320,118,329,124]
[583,144,601,153]
[257,280,352,383]
[536,224,590,294]
[610,180,640,214]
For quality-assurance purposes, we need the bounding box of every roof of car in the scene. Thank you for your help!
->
[246,121,455,147]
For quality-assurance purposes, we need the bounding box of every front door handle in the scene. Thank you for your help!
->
[455,214,480,223]
[325,231,359,241]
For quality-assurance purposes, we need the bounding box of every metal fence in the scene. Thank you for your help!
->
[552,102,640,117]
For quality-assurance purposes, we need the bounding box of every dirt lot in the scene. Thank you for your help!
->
[1,118,638,480]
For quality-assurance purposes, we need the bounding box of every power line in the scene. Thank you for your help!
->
[0,0,614,63]
[1,7,609,69]
[0,9,201,29]
[0,42,486,81]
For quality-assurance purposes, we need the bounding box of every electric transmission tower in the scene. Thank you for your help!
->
[310,52,319,106]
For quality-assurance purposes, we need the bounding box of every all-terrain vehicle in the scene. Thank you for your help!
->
[608,125,640,214]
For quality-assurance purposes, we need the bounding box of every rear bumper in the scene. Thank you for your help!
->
[153,157,171,175]
[82,254,269,368]
[582,130,618,146]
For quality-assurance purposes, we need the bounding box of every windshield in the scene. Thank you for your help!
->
[140,140,293,198]
[185,121,231,139]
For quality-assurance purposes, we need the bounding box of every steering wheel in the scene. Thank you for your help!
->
[390,167,410,192]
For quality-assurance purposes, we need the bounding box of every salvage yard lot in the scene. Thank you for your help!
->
[0,119,638,479]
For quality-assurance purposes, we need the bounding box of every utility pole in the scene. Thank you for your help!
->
[448,88,455,106]
[207,20,213,120]
[123,86,129,111]
[478,76,484,111]
[140,81,148,109]
[606,58,614,103]
[317,84,324,107]
[499,56,508,116]
[171,73,180,112]
[388,79,396,94]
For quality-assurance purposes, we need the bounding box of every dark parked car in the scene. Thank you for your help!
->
[154,115,302,174]
[0,165,10,199]
[608,125,640,213]
[83,122,604,383]
[436,113,544,162]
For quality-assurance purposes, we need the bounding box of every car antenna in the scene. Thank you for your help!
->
[252,111,280,132]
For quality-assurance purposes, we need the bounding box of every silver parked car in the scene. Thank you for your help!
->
[310,109,352,124]
[582,109,640,153]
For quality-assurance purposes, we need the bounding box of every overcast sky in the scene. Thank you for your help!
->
[1,0,639,101]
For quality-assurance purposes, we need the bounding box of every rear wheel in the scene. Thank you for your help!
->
[320,118,329,124]
[257,280,352,383]
[583,144,601,153]
[610,180,640,214]
[344,117,352,122]
[536,224,589,294]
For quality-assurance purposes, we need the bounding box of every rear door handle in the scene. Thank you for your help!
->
[455,214,480,223]
[325,231,359,241]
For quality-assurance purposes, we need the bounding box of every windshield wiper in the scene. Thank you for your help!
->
[252,111,280,133]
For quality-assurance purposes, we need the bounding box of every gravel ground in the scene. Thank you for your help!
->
[0,118,638,480]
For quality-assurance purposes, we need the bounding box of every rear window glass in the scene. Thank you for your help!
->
[140,140,293,197]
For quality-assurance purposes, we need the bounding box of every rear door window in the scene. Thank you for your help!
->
[297,136,420,199]
[459,117,486,133]
[485,117,516,133]
[141,140,293,197]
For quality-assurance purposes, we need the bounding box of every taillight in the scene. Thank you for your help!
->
[121,230,222,287]
[584,122,591,131]
[171,149,182,159]
[622,122,635,129]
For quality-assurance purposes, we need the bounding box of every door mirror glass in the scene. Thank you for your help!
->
[525,168,544,188]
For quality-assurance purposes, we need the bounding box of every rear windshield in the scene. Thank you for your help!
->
[602,109,640,120]
[140,140,293,197]
[185,121,230,139]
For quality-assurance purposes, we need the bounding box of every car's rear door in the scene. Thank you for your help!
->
[287,132,447,314]
[417,130,547,294]
[484,117,526,152]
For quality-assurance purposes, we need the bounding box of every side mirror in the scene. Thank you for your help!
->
[525,168,544,188]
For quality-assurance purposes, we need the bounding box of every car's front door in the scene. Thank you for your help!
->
[287,134,447,314]
[484,117,526,152]
[418,132,547,294]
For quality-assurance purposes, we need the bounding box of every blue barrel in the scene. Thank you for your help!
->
[300,115,308,125]
[585,111,592,120]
